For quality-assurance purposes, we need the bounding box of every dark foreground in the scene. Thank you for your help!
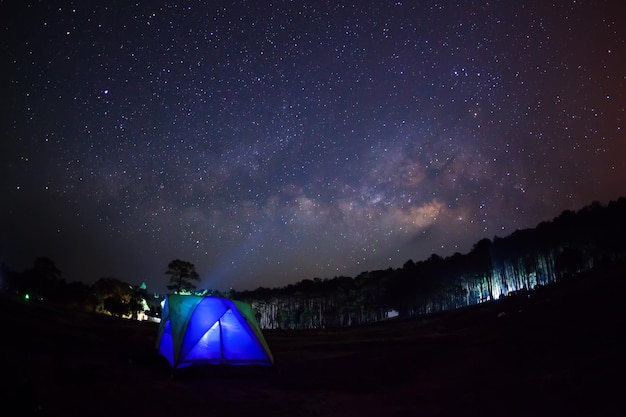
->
[2,264,625,417]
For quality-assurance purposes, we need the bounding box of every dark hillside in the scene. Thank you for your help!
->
[2,261,625,416]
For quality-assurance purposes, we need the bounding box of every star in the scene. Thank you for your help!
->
[0,1,624,292]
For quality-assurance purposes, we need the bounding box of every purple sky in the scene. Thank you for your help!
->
[2,1,625,293]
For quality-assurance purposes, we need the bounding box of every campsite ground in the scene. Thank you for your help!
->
[2,262,625,417]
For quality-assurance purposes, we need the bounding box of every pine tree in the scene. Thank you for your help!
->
[166,259,200,293]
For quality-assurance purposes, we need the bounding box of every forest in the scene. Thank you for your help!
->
[231,197,626,328]
[2,197,625,329]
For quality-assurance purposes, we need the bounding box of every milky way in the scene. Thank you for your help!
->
[2,1,625,292]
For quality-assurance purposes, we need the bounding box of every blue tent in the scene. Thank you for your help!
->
[156,295,274,368]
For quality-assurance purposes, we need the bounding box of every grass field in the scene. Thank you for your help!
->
[2,263,625,416]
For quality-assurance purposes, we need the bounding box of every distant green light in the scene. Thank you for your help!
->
[24,294,30,300]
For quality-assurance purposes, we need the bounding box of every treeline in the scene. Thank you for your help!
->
[230,198,626,329]
[0,259,158,318]
[2,198,625,328]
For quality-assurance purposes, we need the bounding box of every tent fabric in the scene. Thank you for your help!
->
[156,295,274,368]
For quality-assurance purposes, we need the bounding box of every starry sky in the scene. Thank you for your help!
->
[1,1,625,293]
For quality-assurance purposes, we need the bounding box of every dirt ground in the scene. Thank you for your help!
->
[2,263,625,417]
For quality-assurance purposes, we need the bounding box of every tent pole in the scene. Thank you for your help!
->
[219,314,225,362]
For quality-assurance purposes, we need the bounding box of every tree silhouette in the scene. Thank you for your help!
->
[23,257,65,300]
[166,259,200,293]
[93,277,135,316]
[103,296,128,317]
[469,238,494,301]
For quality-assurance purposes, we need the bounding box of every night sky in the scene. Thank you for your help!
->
[2,1,625,293]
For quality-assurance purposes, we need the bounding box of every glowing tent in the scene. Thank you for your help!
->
[156,295,274,368]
